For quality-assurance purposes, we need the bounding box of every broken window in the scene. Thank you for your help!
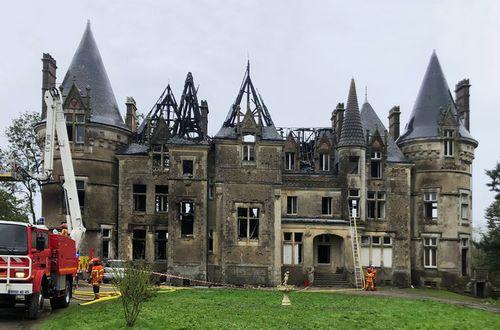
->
[370,152,382,179]
[132,229,146,260]
[286,196,297,215]
[76,180,85,213]
[322,197,332,215]
[424,192,438,220]
[237,207,259,241]
[152,144,169,172]
[155,185,168,213]
[444,130,454,157]
[282,232,303,265]
[133,184,147,212]
[367,191,385,220]
[155,230,168,260]
[182,160,194,177]
[348,189,360,218]
[423,236,438,268]
[348,156,359,174]
[285,152,295,170]
[180,201,194,236]
[319,153,330,171]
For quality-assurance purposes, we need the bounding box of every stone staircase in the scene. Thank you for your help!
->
[313,272,350,287]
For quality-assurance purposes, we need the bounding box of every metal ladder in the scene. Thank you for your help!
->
[349,202,364,289]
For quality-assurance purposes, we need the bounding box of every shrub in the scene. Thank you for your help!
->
[113,261,155,327]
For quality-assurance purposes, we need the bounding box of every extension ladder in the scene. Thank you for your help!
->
[349,202,364,289]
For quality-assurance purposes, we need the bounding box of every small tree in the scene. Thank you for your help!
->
[476,162,500,270]
[1,111,42,223]
[0,186,29,222]
[114,262,154,327]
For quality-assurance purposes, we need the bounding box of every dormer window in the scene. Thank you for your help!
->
[152,144,169,172]
[285,152,295,170]
[65,113,85,143]
[320,153,330,171]
[242,134,255,162]
[370,151,382,179]
[444,130,454,157]
[182,160,194,178]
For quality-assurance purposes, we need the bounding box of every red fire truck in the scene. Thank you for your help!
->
[0,220,77,318]
[0,89,86,318]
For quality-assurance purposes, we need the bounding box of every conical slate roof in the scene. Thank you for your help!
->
[61,21,127,129]
[398,51,473,143]
[360,102,406,163]
[338,79,366,147]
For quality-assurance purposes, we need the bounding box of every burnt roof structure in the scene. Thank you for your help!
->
[136,84,179,145]
[175,72,206,142]
[215,62,282,140]
[398,51,474,143]
[360,102,407,163]
[338,79,365,148]
[61,21,127,130]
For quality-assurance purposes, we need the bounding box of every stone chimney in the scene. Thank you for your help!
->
[200,100,209,137]
[125,97,137,133]
[334,102,345,142]
[455,79,470,131]
[388,106,401,140]
[41,53,57,119]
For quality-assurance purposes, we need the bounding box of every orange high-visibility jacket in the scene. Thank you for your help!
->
[91,265,105,286]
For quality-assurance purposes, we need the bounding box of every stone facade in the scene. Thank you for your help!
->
[37,25,477,288]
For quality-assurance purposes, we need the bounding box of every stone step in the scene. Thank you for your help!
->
[313,272,350,287]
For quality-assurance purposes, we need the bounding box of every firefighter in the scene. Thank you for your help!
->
[90,257,105,299]
[370,265,377,290]
[60,222,69,236]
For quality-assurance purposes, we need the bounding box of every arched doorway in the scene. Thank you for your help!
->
[313,234,344,272]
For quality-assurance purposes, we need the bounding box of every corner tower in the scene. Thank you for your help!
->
[398,52,477,287]
[36,22,131,256]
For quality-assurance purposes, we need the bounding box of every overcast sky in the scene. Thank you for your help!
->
[0,1,498,229]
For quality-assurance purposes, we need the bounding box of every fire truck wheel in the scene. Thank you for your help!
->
[26,291,44,319]
[50,279,72,309]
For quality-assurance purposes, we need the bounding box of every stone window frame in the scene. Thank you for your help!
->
[65,111,86,145]
[348,189,360,219]
[235,203,261,246]
[282,232,303,265]
[367,191,386,220]
[180,200,195,238]
[321,196,333,216]
[284,152,295,171]
[423,190,439,221]
[132,228,147,260]
[370,151,383,179]
[319,153,330,172]
[459,189,470,222]
[181,157,195,178]
[422,234,439,269]
[286,196,298,215]
[459,234,470,276]
[100,224,114,259]
[152,144,170,172]
[360,234,393,268]
[242,134,256,164]
[155,185,169,214]
[60,175,87,215]
[132,183,147,213]
[443,129,455,157]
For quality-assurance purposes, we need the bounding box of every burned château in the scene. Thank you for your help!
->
[36,23,477,288]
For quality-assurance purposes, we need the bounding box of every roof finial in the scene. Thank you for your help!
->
[365,85,368,103]
[246,54,250,75]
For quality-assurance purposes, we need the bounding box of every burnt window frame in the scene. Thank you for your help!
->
[182,159,194,178]
[152,144,170,172]
[348,189,360,218]
[132,229,146,260]
[424,192,438,221]
[322,197,332,215]
[367,191,386,220]
[154,229,168,261]
[370,151,382,179]
[155,185,169,213]
[237,207,260,242]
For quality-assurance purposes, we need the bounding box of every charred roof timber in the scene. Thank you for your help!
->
[136,84,179,145]
[176,72,207,141]
[223,61,274,128]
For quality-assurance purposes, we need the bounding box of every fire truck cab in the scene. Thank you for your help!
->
[0,220,77,319]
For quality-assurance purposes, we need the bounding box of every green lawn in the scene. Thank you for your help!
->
[42,289,500,329]
[401,287,500,307]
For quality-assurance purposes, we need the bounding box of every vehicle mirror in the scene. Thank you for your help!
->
[36,236,45,251]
